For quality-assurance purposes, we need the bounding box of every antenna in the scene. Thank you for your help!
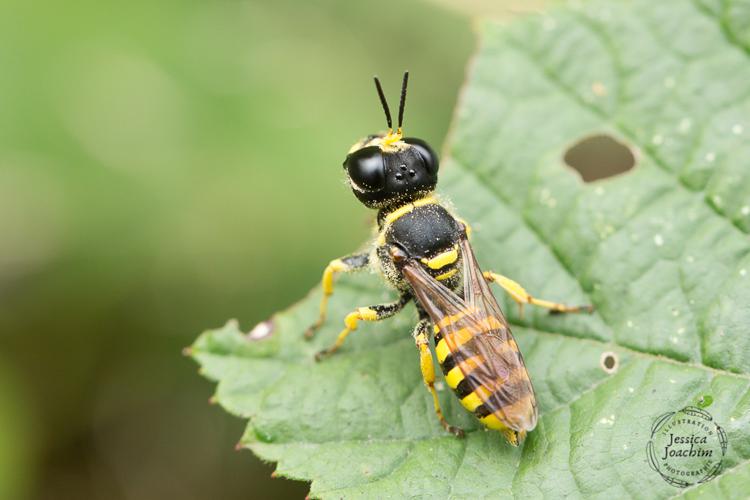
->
[373,76,393,130]
[397,71,409,132]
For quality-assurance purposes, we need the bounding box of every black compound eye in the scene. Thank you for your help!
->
[404,137,439,175]
[344,145,385,191]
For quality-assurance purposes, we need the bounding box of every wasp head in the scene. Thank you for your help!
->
[342,72,439,209]
[344,133,439,209]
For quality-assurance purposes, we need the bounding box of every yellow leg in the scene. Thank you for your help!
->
[483,271,594,318]
[305,253,369,339]
[414,320,464,438]
[314,294,410,361]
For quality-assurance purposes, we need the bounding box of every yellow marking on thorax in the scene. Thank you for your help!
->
[383,195,438,226]
[421,245,459,269]
[435,269,458,281]
[376,195,438,245]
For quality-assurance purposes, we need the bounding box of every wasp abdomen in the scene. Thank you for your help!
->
[433,313,537,436]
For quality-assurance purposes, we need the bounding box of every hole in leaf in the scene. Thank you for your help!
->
[600,351,618,374]
[564,134,636,182]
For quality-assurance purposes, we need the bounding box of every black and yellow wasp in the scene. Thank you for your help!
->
[305,73,592,445]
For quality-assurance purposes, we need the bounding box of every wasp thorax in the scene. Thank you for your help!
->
[343,136,439,209]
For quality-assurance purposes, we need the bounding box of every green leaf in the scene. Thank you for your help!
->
[190,0,750,497]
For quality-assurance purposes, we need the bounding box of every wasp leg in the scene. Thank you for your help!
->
[314,293,410,361]
[414,319,465,438]
[483,272,594,318]
[305,253,370,340]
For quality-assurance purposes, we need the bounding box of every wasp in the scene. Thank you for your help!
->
[305,73,593,445]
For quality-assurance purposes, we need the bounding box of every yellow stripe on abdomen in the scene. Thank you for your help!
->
[436,309,473,330]
[434,327,474,363]
[479,413,510,431]
[460,392,483,412]
[444,366,465,389]
[435,339,451,363]
[444,354,484,390]
[444,327,473,348]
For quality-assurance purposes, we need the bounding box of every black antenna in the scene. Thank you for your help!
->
[373,76,393,130]
[397,71,409,131]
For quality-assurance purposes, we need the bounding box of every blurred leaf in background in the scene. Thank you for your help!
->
[430,0,548,19]
[0,360,31,499]
[0,0,474,498]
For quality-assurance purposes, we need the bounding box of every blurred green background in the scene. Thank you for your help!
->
[0,0,490,498]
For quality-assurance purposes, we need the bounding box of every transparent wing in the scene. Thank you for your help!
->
[402,237,537,432]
